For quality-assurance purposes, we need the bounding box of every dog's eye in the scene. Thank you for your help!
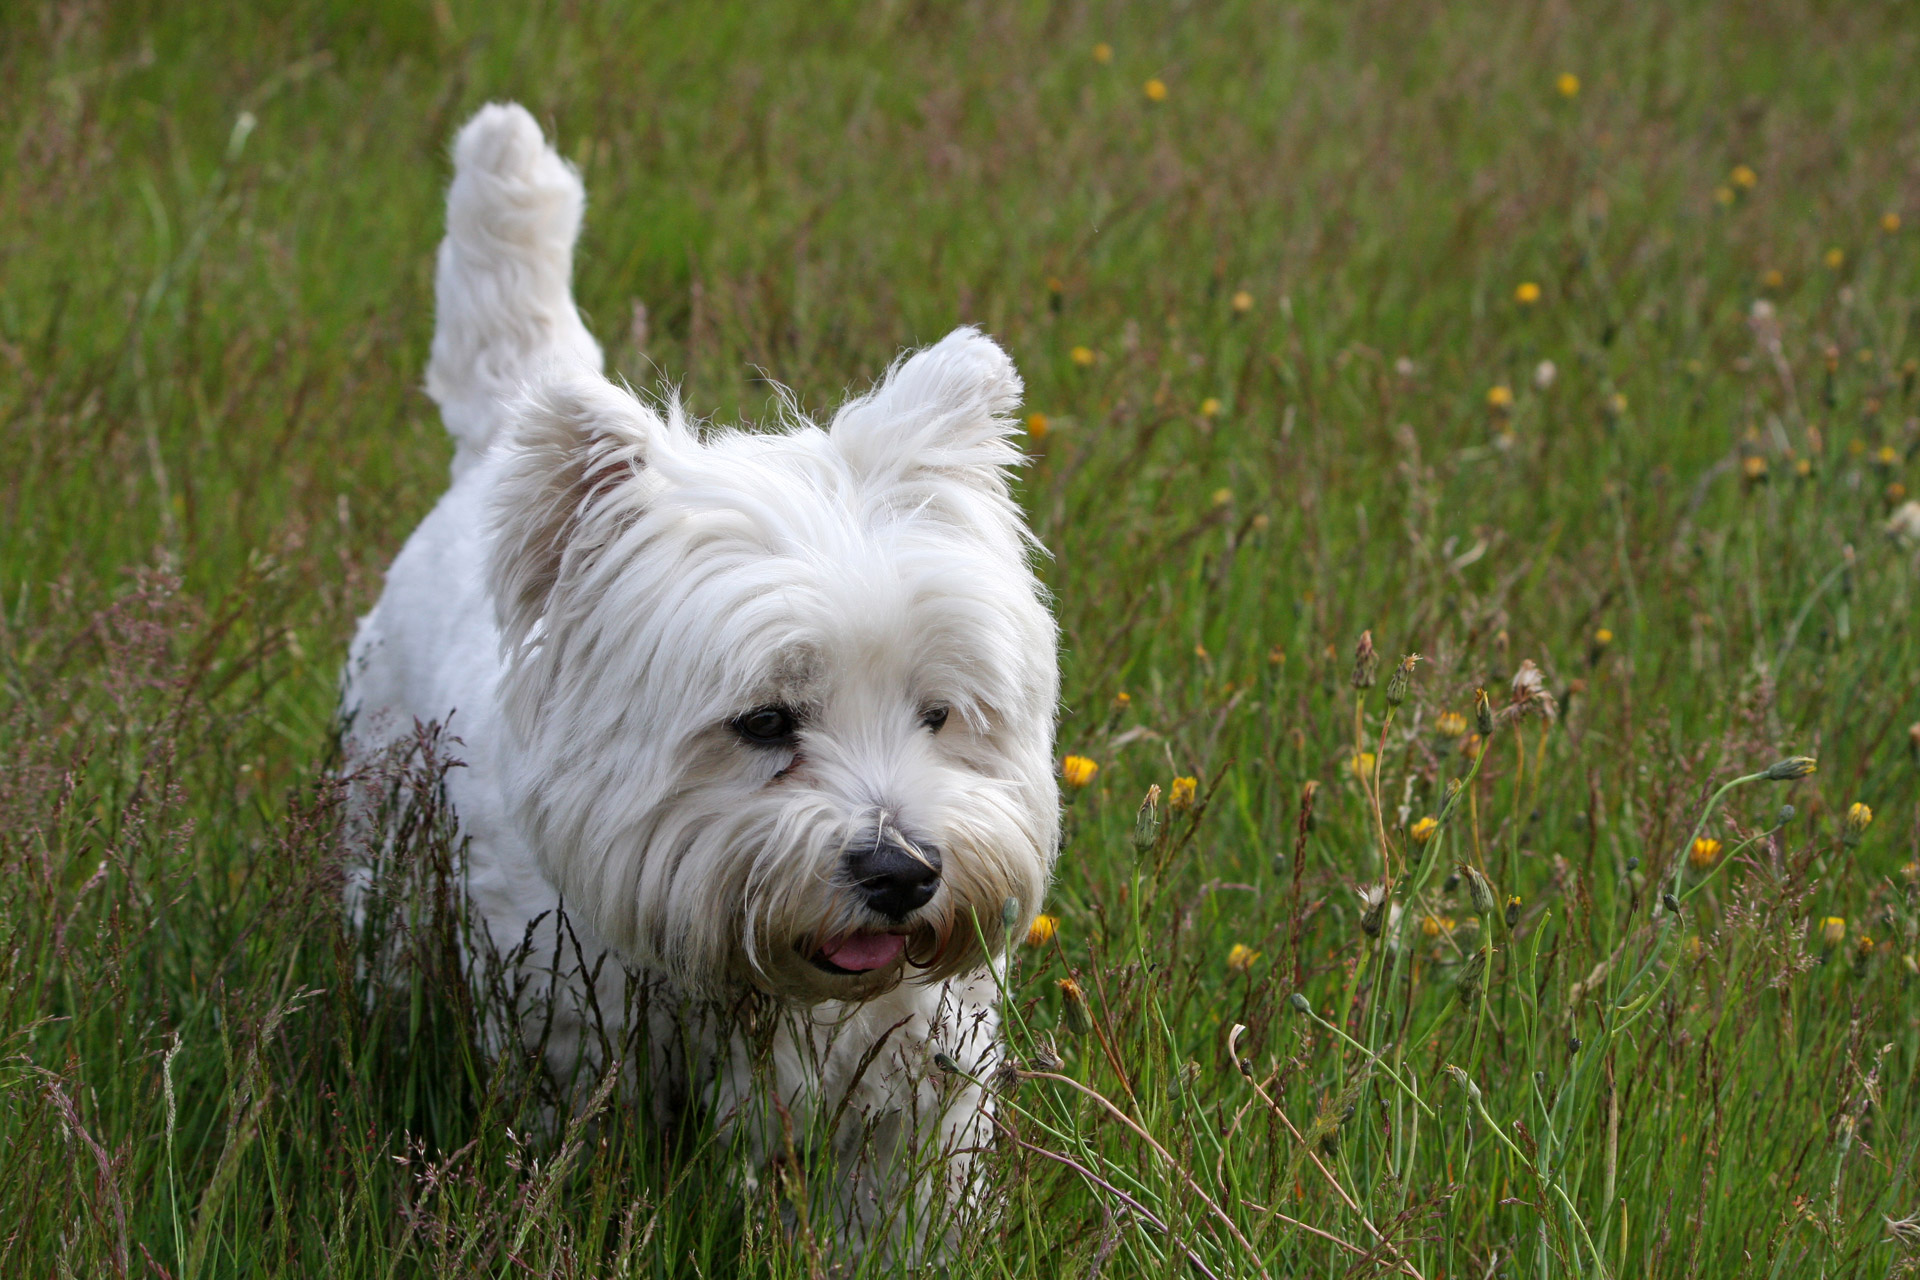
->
[732,705,799,745]
[921,705,950,733]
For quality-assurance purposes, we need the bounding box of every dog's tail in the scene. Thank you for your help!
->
[426,103,603,479]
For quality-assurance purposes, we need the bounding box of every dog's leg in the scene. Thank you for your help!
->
[427,102,603,480]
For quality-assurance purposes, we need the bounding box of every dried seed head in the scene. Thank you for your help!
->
[1029,1040,1065,1073]
[1765,756,1818,781]
[1358,883,1390,938]
[1352,630,1379,689]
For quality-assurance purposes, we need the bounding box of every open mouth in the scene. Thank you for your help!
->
[808,931,908,975]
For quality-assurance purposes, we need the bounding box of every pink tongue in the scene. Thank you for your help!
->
[821,932,907,972]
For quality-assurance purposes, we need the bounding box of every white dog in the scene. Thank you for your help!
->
[340,103,1059,1253]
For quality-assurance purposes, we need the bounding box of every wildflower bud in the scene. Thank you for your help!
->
[1167,1060,1201,1099]
[1456,946,1489,1006]
[1845,802,1874,836]
[1352,630,1379,690]
[1057,978,1093,1036]
[1460,864,1496,917]
[1474,688,1494,736]
[933,1050,961,1074]
[1288,991,1312,1016]
[1002,897,1023,933]
[1568,1035,1582,1055]
[1443,1062,1482,1105]
[1819,917,1846,950]
[1132,784,1161,852]
[1504,895,1521,930]
[1625,856,1639,872]
[1443,871,1461,893]
[1662,891,1680,916]
[1764,756,1818,781]
[1385,653,1419,707]
[1776,805,1796,828]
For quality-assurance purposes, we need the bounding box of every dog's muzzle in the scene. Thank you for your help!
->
[846,826,942,922]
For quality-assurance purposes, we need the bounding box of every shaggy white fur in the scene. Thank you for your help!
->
[341,102,1059,1253]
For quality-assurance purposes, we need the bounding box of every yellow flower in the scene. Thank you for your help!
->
[1689,837,1722,870]
[1168,776,1197,810]
[1878,445,1898,466]
[1855,934,1875,958]
[1056,977,1092,1035]
[1061,755,1099,788]
[1435,711,1468,739]
[1227,943,1260,972]
[1458,732,1483,760]
[1555,71,1580,98]
[1742,455,1769,481]
[1143,78,1168,102]
[1026,411,1049,440]
[1794,457,1814,478]
[1761,268,1785,289]
[1092,42,1113,63]
[1114,690,1131,708]
[1845,802,1873,835]
[1231,290,1254,313]
[1730,164,1758,190]
[1594,627,1614,647]
[1348,752,1377,780]
[1684,935,1705,963]
[1883,212,1902,234]
[1713,185,1736,207]
[1487,384,1514,410]
[1070,345,1096,367]
[1211,486,1232,506]
[1888,482,1908,503]
[1410,816,1440,845]
[1515,281,1542,305]
[1606,391,1629,416]
[1824,247,1846,270]
[1820,916,1847,949]
[1026,914,1059,947]
[1200,397,1223,417]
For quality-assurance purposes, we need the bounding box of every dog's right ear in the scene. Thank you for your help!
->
[489,373,663,654]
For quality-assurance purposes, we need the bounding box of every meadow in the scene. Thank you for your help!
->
[4,1,1919,1275]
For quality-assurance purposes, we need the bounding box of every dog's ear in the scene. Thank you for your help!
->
[830,327,1024,492]
[489,372,663,653]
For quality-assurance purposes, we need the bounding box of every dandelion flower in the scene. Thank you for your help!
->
[1713,186,1736,207]
[1113,690,1131,707]
[1410,816,1440,846]
[1515,281,1542,305]
[1026,411,1049,440]
[1421,914,1443,939]
[1883,212,1902,234]
[1143,78,1168,102]
[1845,802,1873,835]
[1730,164,1758,190]
[1742,455,1769,481]
[1231,290,1254,313]
[1606,391,1629,416]
[1200,397,1222,417]
[1761,268,1785,290]
[1348,752,1377,780]
[1026,915,1059,947]
[1061,755,1099,788]
[1459,731,1483,760]
[1433,711,1467,739]
[1689,837,1722,870]
[1056,978,1093,1035]
[1684,935,1705,963]
[1210,487,1232,507]
[1487,384,1514,410]
[1820,916,1847,949]
[1070,345,1096,367]
[1824,247,1846,270]
[1556,72,1580,98]
[1168,775,1197,810]
[1227,943,1260,972]
[1092,42,1113,63]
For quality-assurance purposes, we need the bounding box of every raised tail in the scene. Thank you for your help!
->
[426,103,603,480]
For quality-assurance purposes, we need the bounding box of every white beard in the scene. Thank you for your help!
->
[339,102,1059,1256]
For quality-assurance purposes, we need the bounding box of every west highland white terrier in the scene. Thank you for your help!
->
[340,103,1060,1253]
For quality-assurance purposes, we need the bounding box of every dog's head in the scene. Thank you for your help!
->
[486,328,1059,1002]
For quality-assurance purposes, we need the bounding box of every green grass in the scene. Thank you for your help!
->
[4,0,1919,1275]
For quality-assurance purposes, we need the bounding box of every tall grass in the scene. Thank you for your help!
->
[3,1,1917,1274]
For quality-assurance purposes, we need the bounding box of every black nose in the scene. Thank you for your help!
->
[846,834,942,921]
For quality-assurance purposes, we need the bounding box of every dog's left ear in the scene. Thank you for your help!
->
[489,372,665,654]
[830,327,1024,492]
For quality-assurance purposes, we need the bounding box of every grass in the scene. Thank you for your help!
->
[4,0,1919,1274]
